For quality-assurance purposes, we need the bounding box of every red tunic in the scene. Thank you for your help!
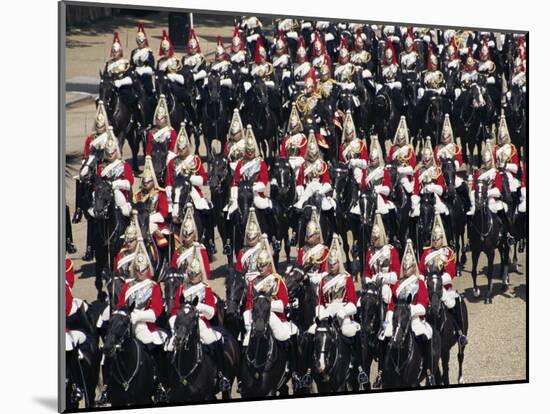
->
[297,245,329,272]
[235,248,258,274]
[244,275,289,321]
[171,283,216,327]
[171,244,211,279]
[280,134,308,158]
[388,277,429,316]
[493,144,520,174]
[65,258,75,289]
[296,160,331,186]
[134,189,169,234]
[165,156,208,197]
[418,247,456,289]
[65,282,73,317]
[146,128,177,155]
[412,168,447,196]
[364,246,401,280]
[522,162,527,188]
[83,135,94,159]
[232,159,269,197]
[318,273,358,307]
[338,140,369,164]
[117,280,163,332]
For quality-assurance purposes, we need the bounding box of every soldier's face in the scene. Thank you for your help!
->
[177,145,189,158]
[189,273,201,284]
[246,235,259,246]
[307,232,320,245]
[127,239,137,250]
[259,263,271,276]
[182,232,195,246]
[112,49,122,59]
[105,151,117,162]
[432,237,443,249]
[135,268,148,281]
[328,261,339,275]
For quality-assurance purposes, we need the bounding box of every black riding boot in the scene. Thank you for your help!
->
[149,344,168,403]
[214,339,231,392]
[497,209,515,246]
[287,335,301,391]
[66,205,77,254]
[82,219,95,261]
[373,339,386,388]
[420,336,435,386]
[97,356,110,405]
[353,334,368,387]
[449,296,468,347]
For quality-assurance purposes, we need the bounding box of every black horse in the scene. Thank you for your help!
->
[150,139,169,186]
[331,163,356,267]
[419,93,451,152]
[426,272,468,385]
[469,179,510,304]
[209,154,232,263]
[224,269,247,342]
[270,157,296,266]
[374,87,402,160]
[386,162,412,252]
[349,186,377,278]
[202,71,230,161]
[416,192,435,254]
[65,304,102,409]
[102,306,156,406]
[382,296,440,388]
[98,72,140,172]
[168,297,240,401]
[92,177,128,296]
[453,84,494,166]
[505,84,526,159]
[441,158,468,273]
[243,77,278,159]
[240,290,290,397]
[358,280,384,390]
[312,317,353,392]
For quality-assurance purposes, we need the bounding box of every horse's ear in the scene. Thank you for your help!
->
[192,296,199,307]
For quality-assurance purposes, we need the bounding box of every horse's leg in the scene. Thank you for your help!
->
[471,249,480,298]
[485,250,495,304]
[500,244,511,292]
[441,344,451,386]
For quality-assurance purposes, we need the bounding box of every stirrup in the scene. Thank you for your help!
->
[291,373,302,390]
[218,373,231,392]
[223,243,231,256]
[373,371,383,388]
[426,373,436,387]
[95,389,108,406]
[506,234,516,247]
[357,369,369,385]
[301,370,313,388]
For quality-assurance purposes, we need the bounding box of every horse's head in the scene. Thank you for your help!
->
[79,154,99,183]
[468,84,486,109]
[270,157,294,202]
[331,162,350,201]
[209,154,230,194]
[93,177,115,219]
[151,140,168,180]
[104,271,125,307]
[427,94,446,126]
[246,289,274,369]
[103,305,134,356]
[173,297,200,351]
[419,193,436,246]
[375,88,390,112]
[313,316,338,377]
[173,175,193,220]
[474,179,489,210]
[358,187,377,225]
[237,179,254,221]
[224,270,246,319]
[207,71,222,101]
[98,71,116,109]
[509,84,525,126]
[360,280,382,336]
[164,268,184,315]
[390,296,413,349]
[440,158,457,195]
[284,266,306,300]
[426,273,443,319]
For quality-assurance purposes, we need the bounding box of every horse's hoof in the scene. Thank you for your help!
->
[502,283,509,293]
[222,244,231,256]
[82,247,94,262]
[66,240,77,254]
[484,297,493,304]
[473,288,480,298]
[458,376,465,385]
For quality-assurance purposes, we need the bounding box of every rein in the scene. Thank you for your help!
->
[112,337,141,392]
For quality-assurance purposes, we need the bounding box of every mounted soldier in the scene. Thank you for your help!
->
[296,207,329,287]
[183,29,208,90]
[294,130,335,212]
[377,40,403,103]
[167,244,230,390]
[145,95,177,163]
[335,36,357,91]
[130,23,155,97]
[133,156,170,250]
[339,110,369,182]
[209,36,235,102]
[400,27,421,107]
[419,214,468,347]
[114,211,143,279]
[223,108,247,172]
[418,45,446,102]
[279,103,308,175]
[292,36,312,88]
[171,206,211,279]
[103,32,137,112]
[235,208,263,281]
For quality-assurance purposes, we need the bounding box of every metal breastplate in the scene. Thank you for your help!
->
[367,167,384,187]
[370,247,390,274]
[304,160,325,182]
[343,140,362,161]
[425,70,444,88]
[253,274,278,296]
[228,140,245,162]
[382,64,398,81]
[127,281,153,309]
[286,134,304,157]
[182,282,206,303]
[322,274,347,303]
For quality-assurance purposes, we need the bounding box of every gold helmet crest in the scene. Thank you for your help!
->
[180,203,198,241]
[153,94,171,128]
[400,239,419,276]
[497,109,511,145]
[431,213,448,247]
[305,207,323,243]
[369,135,385,167]
[288,103,303,133]
[123,210,140,242]
[343,110,357,141]
[371,213,388,246]
[94,100,109,133]
[327,234,345,267]
[176,122,190,150]
[141,155,159,188]
[440,113,455,145]
[244,207,261,245]
[393,116,410,145]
